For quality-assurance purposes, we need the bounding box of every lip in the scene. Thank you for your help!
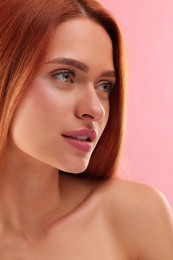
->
[62,129,97,152]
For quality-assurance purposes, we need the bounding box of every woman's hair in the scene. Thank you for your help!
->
[0,0,126,178]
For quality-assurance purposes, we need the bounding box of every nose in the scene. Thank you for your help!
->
[75,86,106,121]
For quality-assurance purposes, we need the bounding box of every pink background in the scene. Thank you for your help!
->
[99,0,173,209]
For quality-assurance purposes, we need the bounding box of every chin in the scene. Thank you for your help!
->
[59,160,89,174]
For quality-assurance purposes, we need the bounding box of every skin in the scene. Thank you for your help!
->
[0,18,173,259]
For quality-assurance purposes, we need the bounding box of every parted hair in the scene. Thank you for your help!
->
[0,0,126,178]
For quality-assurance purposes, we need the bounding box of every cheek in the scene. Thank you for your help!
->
[103,100,110,128]
[9,81,62,150]
[96,101,109,143]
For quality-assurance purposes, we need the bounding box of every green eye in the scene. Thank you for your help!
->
[97,82,114,94]
[52,70,75,83]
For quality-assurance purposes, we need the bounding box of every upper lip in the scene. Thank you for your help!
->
[62,129,97,142]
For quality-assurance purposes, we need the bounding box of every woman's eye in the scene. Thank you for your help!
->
[97,82,114,94]
[52,70,75,83]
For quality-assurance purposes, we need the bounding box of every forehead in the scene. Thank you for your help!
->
[45,18,114,71]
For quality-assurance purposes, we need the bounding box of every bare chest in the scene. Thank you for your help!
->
[0,213,128,260]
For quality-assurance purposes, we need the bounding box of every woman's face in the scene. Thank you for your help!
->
[9,18,116,173]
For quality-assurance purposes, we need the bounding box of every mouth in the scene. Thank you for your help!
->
[62,135,92,142]
[61,129,97,152]
[62,129,97,142]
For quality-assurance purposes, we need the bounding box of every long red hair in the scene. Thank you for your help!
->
[0,0,126,178]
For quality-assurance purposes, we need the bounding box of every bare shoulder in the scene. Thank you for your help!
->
[103,177,173,230]
[100,177,173,259]
[104,177,173,217]
[58,174,173,259]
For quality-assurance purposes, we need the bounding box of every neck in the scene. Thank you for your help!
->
[0,143,61,238]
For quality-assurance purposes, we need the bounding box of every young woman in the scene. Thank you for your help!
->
[0,0,173,259]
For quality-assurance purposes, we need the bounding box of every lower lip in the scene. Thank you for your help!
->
[63,136,93,152]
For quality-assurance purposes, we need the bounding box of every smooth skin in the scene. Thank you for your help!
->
[0,18,173,259]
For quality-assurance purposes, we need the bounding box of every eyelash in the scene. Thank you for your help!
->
[51,68,75,83]
[51,68,114,95]
[96,82,114,94]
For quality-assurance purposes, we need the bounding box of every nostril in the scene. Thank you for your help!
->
[82,114,95,119]
[76,94,106,121]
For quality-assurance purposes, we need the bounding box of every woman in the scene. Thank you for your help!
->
[0,0,173,259]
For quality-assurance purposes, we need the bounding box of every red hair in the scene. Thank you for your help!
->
[0,0,126,178]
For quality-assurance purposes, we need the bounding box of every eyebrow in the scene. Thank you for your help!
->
[46,57,116,79]
[46,57,89,72]
[99,70,116,78]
